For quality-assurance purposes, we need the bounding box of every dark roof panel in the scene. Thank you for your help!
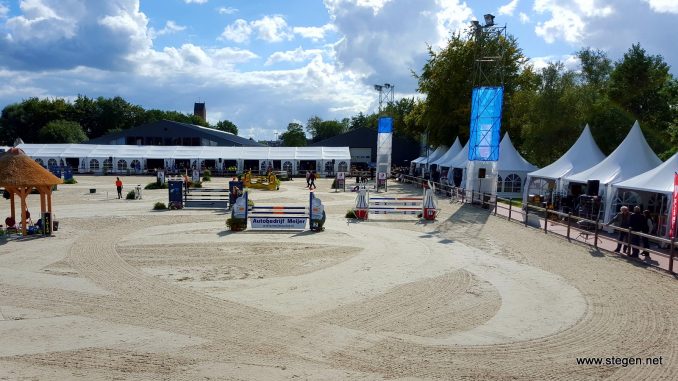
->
[86,120,263,147]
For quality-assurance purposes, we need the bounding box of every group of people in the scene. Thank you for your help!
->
[305,170,317,190]
[608,206,654,258]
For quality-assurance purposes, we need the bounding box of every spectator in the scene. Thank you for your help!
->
[607,206,630,253]
[628,206,645,258]
[115,177,123,199]
[305,170,311,188]
[309,171,317,190]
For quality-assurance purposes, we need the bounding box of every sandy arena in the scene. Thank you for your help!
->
[0,175,676,380]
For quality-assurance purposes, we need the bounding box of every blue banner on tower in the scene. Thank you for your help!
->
[378,117,393,133]
[468,86,503,161]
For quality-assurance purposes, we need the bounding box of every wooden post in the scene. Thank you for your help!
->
[18,187,28,236]
[566,212,572,241]
[524,205,528,227]
[670,238,675,273]
[9,190,15,221]
[508,199,512,221]
[626,228,631,253]
[47,188,52,213]
[594,217,599,248]
[494,197,498,215]
[544,208,548,234]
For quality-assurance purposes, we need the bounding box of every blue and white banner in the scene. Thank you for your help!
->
[468,86,503,161]
[377,117,393,176]
[250,217,307,230]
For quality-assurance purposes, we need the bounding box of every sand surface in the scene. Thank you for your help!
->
[0,175,676,380]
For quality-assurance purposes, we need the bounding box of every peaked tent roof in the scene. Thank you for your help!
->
[528,125,605,180]
[565,121,661,185]
[497,133,539,172]
[432,138,463,166]
[447,141,470,169]
[412,146,447,164]
[613,150,678,194]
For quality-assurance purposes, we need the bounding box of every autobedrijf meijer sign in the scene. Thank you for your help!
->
[250,217,306,230]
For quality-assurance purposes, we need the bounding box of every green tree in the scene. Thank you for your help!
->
[608,43,673,154]
[349,112,370,130]
[213,120,238,135]
[306,116,347,142]
[0,97,73,144]
[415,31,526,146]
[280,123,307,146]
[518,62,582,166]
[38,120,88,143]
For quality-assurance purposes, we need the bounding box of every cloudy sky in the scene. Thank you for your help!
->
[0,0,676,140]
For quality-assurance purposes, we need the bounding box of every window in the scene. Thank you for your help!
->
[504,174,522,193]
[103,158,113,171]
[283,161,293,173]
[338,161,348,172]
[324,161,334,173]
[117,159,128,171]
[260,160,272,173]
[48,158,58,168]
[35,158,45,167]
[130,160,141,171]
[89,159,100,171]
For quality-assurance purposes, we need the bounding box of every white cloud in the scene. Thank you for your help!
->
[533,0,613,44]
[251,15,293,42]
[265,47,324,66]
[220,15,293,43]
[219,19,252,43]
[498,0,519,16]
[519,12,530,23]
[184,0,208,4]
[325,0,472,91]
[644,0,678,13]
[293,23,336,41]
[0,2,9,18]
[529,54,580,71]
[150,20,186,38]
[217,6,237,15]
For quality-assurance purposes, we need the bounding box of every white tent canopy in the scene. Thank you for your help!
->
[564,121,662,223]
[613,151,678,195]
[497,133,538,173]
[528,125,605,181]
[17,143,351,175]
[565,121,661,186]
[431,138,462,167]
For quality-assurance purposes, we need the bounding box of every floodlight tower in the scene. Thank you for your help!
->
[471,14,507,87]
[374,83,394,114]
[466,14,507,201]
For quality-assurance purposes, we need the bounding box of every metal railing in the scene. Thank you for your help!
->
[396,174,676,275]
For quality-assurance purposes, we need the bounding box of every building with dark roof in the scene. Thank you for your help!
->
[86,120,263,147]
[309,127,420,168]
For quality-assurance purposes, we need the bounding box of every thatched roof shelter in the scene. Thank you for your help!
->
[0,147,62,236]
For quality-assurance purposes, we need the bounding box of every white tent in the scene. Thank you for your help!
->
[523,125,605,203]
[425,146,448,165]
[445,142,470,186]
[431,138,462,167]
[611,151,678,237]
[564,121,662,222]
[17,143,350,176]
[495,133,538,197]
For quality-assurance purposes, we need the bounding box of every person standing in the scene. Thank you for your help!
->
[309,171,316,190]
[607,206,630,253]
[115,177,123,199]
[628,206,645,258]
[641,210,654,258]
[305,170,311,188]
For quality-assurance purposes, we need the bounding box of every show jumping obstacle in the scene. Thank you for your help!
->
[354,181,438,220]
[231,191,325,231]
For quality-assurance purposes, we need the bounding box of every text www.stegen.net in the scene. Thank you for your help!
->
[576,356,664,367]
